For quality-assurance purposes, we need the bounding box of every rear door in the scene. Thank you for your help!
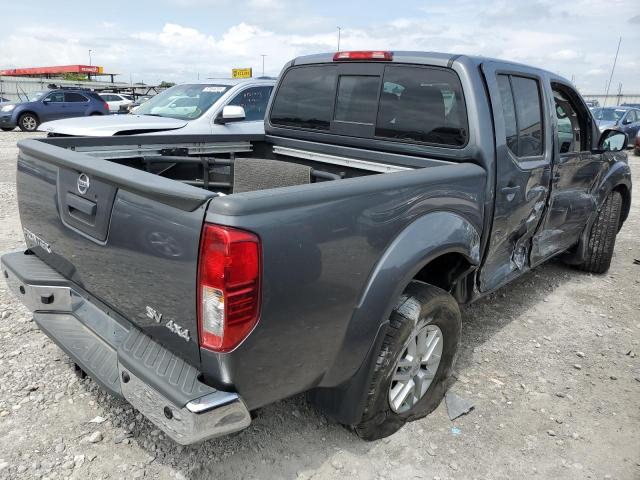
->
[64,92,90,117]
[478,62,552,292]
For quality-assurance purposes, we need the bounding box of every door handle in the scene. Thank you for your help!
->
[501,185,520,201]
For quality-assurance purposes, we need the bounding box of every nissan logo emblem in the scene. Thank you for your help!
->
[77,173,90,194]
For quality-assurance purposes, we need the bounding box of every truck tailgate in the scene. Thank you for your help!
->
[16,139,215,364]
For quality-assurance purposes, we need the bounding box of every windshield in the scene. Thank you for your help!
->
[592,108,626,122]
[134,84,229,119]
[27,91,47,102]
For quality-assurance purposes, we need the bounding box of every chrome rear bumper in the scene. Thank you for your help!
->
[1,251,250,445]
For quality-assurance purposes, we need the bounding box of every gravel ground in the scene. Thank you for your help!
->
[0,130,638,480]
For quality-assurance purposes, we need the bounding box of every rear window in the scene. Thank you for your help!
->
[375,66,467,146]
[334,75,379,124]
[270,64,468,147]
[270,65,336,130]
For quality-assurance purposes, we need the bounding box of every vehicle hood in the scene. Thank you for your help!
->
[596,119,618,130]
[38,114,188,136]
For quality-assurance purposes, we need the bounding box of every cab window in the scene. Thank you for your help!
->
[375,65,468,147]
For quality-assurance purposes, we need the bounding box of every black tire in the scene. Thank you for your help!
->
[575,191,622,274]
[17,113,39,132]
[1,127,14,131]
[90,112,103,116]
[354,281,461,441]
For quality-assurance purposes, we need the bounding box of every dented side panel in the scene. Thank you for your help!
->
[478,62,553,292]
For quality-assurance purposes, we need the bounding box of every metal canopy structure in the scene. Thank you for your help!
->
[0,65,118,82]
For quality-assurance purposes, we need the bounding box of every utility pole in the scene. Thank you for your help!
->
[603,36,621,107]
[261,54,266,76]
[88,49,92,66]
[337,26,341,51]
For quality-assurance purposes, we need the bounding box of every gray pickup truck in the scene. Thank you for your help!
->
[2,51,632,444]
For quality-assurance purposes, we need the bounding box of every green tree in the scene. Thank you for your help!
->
[159,81,176,88]
[62,73,88,81]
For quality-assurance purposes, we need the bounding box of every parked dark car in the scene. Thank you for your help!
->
[2,50,631,445]
[635,130,640,155]
[0,88,109,132]
[592,106,640,142]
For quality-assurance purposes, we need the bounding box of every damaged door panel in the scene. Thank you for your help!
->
[531,83,602,264]
[478,64,552,292]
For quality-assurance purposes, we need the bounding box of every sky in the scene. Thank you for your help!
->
[1,0,639,93]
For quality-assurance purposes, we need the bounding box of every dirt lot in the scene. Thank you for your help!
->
[0,130,638,480]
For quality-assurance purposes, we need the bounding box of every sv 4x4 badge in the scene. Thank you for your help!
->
[146,306,191,342]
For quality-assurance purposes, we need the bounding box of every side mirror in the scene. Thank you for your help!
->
[597,129,628,152]
[215,105,246,124]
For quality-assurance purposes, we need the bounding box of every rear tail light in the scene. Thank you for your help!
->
[197,224,261,352]
[333,51,393,61]
[103,101,109,111]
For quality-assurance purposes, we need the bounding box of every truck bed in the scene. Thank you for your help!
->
[14,133,486,408]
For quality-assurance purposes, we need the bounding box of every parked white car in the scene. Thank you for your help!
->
[99,93,134,113]
[40,78,276,136]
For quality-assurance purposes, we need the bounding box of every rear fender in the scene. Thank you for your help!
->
[308,211,481,424]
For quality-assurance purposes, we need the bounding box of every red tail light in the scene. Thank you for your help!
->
[103,101,109,111]
[333,51,393,61]
[197,224,261,352]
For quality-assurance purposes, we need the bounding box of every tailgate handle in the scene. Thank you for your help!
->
[66,192,97,221]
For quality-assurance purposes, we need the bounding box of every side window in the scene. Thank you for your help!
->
[228,86,273,121]
[497,75,518,154]
[65,92,88,103]
[552,86,587,154]
[45,92,64,103]
[511,77,543,157]
[626,110,637,123]
[495,74,543,158]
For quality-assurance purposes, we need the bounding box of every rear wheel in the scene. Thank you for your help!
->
[353,281,461,441]
[1,127,14,132]
[574,191,622,274]
[18,113,39,132]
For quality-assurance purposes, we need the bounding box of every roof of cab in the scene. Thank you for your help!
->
[290,51,569,84]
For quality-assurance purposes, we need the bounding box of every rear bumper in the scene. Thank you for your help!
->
[1,250,251,445]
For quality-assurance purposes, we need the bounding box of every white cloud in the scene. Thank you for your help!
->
[0,0,638,91]
[549,49,580,61]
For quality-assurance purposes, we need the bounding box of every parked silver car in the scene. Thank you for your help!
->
[38,78,275,136]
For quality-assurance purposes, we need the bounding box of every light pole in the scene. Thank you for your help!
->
[261,54,266,76]
[337,26,341,51]
[88,49,93,66]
